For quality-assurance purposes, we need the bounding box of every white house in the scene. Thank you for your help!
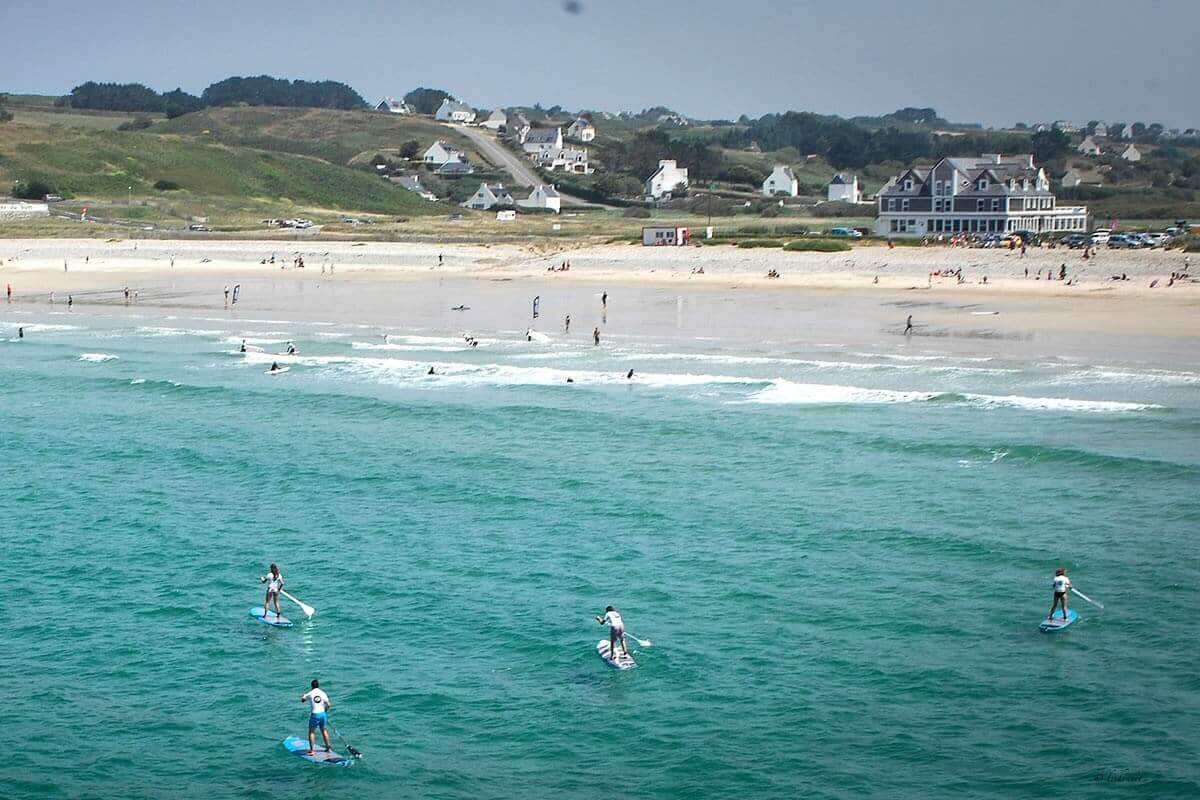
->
[480,109,507,130]
[827,172,862,203]
[762,165,798,197]
[394,175,438,201]
[376,97,412,114]
[1121,144,1142,162]
[422,141,465,166]
[533,147,592,174]
[1115,124,1134,139]
[1077,136,1102,156]
[1052,120,1077,133]
[566,117,595,142]
[1092,121,1109,138]
[1059,168,1082,189]
[518,184,562,213]
[642,226,691,246]
[435,98,477,123]
[644,159,688,200]
[522,127,563,154]
[509,113,532,142]
[462,182,513,210]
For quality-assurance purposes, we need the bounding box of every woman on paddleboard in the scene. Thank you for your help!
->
[1048,567,1072,620]
[260,564,285,619]
[596,606,628,659]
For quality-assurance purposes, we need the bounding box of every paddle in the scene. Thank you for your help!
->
[625,632,652,648]
[328,719,363,759]
[281,589,315,618]
[1072,587,1104,609]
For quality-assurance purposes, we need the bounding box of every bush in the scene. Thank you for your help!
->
[622,206,651,218]
[760,205,780,218]
[784,239,852,252]
[812,201,862,217]
[154,179,182,191]
[737,239,785,248]
[12,179,59,200]
[117,117,155,131]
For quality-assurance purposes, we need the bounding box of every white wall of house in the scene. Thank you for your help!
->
[518,185,562,213]
[1121,145,1142,162]
[422,142,460,165]
[827,175,862,203]
[645,160,688,199]
[762,165,798,197]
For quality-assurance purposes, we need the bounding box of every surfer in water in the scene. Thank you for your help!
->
[1048,567,1072,620]
[300,679,334,755]
[239,340,247,353]
[259,564,285,618]
[285,341,297,355]
[596,606,629,659]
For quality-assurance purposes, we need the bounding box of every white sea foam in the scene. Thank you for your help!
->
[0,322,83,333]
[130,378,147,385]
[79,353,119,362]
[959,393,1161,413]
[352,341,477,353]
[136,326,225,338]
[749,381,939,405]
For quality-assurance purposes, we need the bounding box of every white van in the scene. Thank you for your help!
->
[1089,228,1111,245]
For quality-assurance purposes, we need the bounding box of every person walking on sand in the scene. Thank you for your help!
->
[565,314,571,333]
[593,326,600,346]
[223,286,230,307]
[602,291,607,310]
[7,283,12,302]
[1048,567,1072,621]
[259,563,285,619]
[904,315,913,335]
[596,606,629,659]
[300,679,333,755]
[68,295,73,310]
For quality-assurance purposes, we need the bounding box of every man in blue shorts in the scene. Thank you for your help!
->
[300,679,333,755]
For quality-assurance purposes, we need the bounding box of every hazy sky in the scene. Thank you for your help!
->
[4,0,1197,128]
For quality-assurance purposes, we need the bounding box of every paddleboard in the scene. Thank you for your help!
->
[266,367,290,375]
[249,607,293,627]
[282,736,352,766]
[597,639,637,670]
[1039,608,1078,632]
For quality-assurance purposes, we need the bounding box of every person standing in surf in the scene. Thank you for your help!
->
[301,679,334,755]
[596,606,628,659]
[260,564,285,618]
[1048,567,1072,620]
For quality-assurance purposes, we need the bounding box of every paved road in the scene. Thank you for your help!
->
[451,124,593,206]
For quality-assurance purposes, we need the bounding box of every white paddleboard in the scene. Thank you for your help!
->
[266,366,290,375]
[597,639,637,670]
[282,736,352,766]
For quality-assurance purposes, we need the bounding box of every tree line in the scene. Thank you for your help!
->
[60,76,367,118]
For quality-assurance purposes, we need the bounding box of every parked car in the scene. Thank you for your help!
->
[1142,232,1170,247]
[1064,233,1088,249]
[1089,228,1111,245]
[188,223,210,232]
[827,227,862,238]
[1107,233,1138,249]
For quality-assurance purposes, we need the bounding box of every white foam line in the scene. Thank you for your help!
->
[79,353,118,362]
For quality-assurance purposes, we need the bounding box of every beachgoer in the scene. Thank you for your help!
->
[49,291,55,304]
[596,606,628,658]
[1048,567,1072,620]
[593,327,600,346]
[627,369,634,379]
[428,367,435,375]
[269,361,280,372]
[565,315,571,333]
[300,679,333,755]
[286,341,296,355]
[526,329,533,342]
[68,295,73,309]
[224,286,230,306]
[533,295,540,319]
[5,283,10,302]
[259,564,284,618]
[602,291,608,309]
[904,315,913,335]
[438,253,444,267]
[18,327,24,339]
[240,340,247,353]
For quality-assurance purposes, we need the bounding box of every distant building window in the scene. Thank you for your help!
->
[977,200,986,211]
[978,179,988,190]
[903,179,913,191]
[888,199,897,212]
[901,199,910,211]
[991,199,1000,211]
[890,219,898,232]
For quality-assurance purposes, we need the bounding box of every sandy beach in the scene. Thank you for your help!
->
[1,238,1197,352]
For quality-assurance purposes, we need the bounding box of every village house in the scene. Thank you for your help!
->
[762,165,798,197]
[1121,144,1142,162]
[1059,168,1082,189]
[566,117,596,142]
[479,109,507,131]
[1114,124,1134,139]
[522,127,564,155]
[1077,136,1102,156]
[644,159,689,200]
[874,153,1088,237]
[532,147,592,174]
[1092,121,1109,138]
[436,160,475,177]
[509,113,532,143]
[827,172,863,203]
[376,97,413,114]
[1052,120,1077,133]
[422,141,465,166]
[393,175,438,201]
[435,98,477,123]
[462,182,514,211]
[518,184,562,213]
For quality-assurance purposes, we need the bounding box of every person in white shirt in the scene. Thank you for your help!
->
[595,606,628,659]
[259,564,284,619]
[1048,567,1072,620]
[301,679,333,755]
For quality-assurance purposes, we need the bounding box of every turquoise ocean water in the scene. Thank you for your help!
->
[2,306,1198,799]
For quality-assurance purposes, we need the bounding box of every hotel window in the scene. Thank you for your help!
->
[888,199,897,212]
[977,200,986,211]
[891,219,898,232]
[903,179,913,191]
[902,199,910,211]
[991,199,1000,211]
[978,179,988,190]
